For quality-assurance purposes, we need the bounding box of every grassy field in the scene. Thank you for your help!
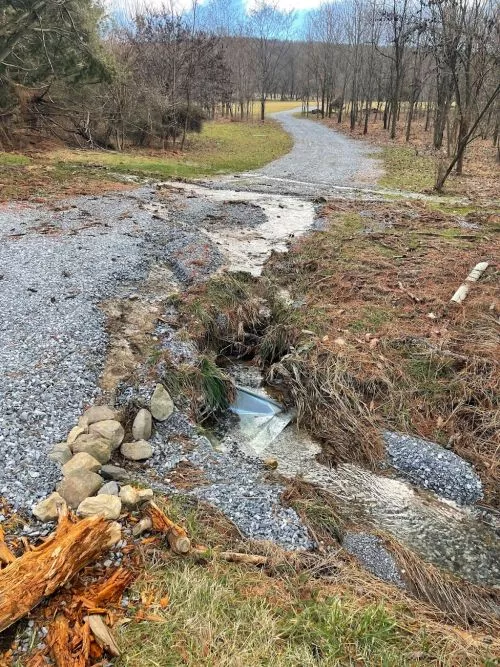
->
[376,146,436,191]
[0,118,293,200]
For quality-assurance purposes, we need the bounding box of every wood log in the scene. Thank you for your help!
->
[193,547,268,566]
[144,502,191,554]
[0,526,15,567]
[0,509,121,633]
[47,616,93,667]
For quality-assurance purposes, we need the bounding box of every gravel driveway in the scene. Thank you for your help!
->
[216,108,383,197]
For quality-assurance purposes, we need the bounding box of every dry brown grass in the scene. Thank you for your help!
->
[265,201,500,503]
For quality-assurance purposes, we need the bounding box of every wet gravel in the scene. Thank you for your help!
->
[342,532,405,588]
[384,431,483,505]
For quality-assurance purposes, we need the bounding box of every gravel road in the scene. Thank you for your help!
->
[214,108,383,197]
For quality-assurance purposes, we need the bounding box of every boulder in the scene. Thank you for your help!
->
[62,452,101,476]
[121,440,153,461]
[77,495,122,520]
[119,485,153,509]
[98,481,119,496]
[67,425,86,445]
[89,420,124,450]
[132,408,152,440]
[150,384,174,421]
[83,405,117,424]
[48,442,72,466]
[33,492,67,522]
[57,471,103,509]
[101,464,129,482]
[72,434,112,464]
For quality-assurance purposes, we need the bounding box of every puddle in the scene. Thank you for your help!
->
[157,182,315,275]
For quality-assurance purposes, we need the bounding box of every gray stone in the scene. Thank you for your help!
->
[84,405,117,424]
[33,492,67,522]
[98,481,119,496]
[62,452,101,476]
[121,440,153,461]
[56,471,103,509]
[89,420,124,450]
[132,408,152,440]
[77,495,122,520]
[48,442,72,466]
[72,434,112,464]
[150,384,174,421]
[101,464,129,482]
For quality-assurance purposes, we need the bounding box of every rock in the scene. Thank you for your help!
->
[83,405,116,424]
[150,384,174,421]
[263,458,278,469]
[89,420,124,450]
[48,442,72,466]
[57,471,103,509]
[77,495,122,520]
[132,409,152,440]
[132,517,152,537]
[62,452,102,476]
[98,481,119,496]
[72,434,112,464]
[67,425,86,445]
[121,440,153,461]
[33,492,66,522]
[101,464,129,482]
[119,485,153,508]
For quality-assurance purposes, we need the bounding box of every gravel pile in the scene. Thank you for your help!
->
[342,532,405,588]
[384,431,483,505]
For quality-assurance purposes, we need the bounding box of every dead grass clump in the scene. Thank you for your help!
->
[268,348,384,465]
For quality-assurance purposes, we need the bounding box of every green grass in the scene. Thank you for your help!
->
[376,146,436,192]
[49,120,293,180]
[0,152,31,165]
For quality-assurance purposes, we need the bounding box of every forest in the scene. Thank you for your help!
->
[1,0,498,190]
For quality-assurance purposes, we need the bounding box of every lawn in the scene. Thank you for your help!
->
[0,118,293,200]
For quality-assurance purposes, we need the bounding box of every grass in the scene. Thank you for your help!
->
[263,100,301,114]
[0,118,293,200]
[377,146,436,191]
[116,495,500,667]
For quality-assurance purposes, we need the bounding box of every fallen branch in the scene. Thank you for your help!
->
[144,502,191,554]
[0,508,121,633]
[193,548,268,566]
[450,262,489,304]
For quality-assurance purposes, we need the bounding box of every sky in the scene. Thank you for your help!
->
[107,0,324,14]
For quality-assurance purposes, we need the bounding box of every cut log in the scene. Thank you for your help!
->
[144,502,191,554]
[0,526,15,567]
[0,508,121,633]
[450,261,489,304]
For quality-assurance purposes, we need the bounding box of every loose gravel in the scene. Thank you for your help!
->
[342,532,405,588]
[384,431,483,505]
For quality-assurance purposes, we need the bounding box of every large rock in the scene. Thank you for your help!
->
[77,495,122,520]
[84,405,117,424]
[132,409,152,440]
[57,471,103,509]
[62,452,102,476]
[67,425,86,445]
[150,384,174,421]
[101,464,129,482]
[72,434,112,464]
[89,420,124,450]
[33,492,67,522]
[119,485,153,509]
[120,440,153,461]
[48,442,72,466]
[98,481,119,496]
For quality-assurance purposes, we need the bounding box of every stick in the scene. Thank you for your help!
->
[0,509,121,633]
[193,547,268,566]
[144,502,191,555]
[450,262,489,304]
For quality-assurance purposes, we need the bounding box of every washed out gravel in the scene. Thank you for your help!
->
[384,431,483,505]
[342,532,405,588]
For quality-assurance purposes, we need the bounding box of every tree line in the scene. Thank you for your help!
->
[1,0,498,190]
